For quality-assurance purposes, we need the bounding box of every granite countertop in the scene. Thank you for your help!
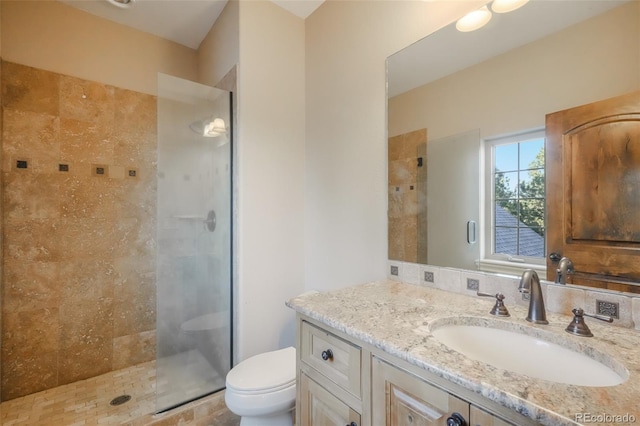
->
[286,280,640,426]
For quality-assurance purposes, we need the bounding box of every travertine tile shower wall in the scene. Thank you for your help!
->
[0,61,157,401]
[388,128,427,264]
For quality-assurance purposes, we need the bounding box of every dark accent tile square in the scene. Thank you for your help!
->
[466,278,479,290]
[92,164,109,177]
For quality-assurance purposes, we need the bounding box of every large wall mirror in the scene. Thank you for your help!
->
[387,0,640,290]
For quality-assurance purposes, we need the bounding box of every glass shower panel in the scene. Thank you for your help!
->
[155,73,232,412]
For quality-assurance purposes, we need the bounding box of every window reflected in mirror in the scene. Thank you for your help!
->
[486,131,545,263]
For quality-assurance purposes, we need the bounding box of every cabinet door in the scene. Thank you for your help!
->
[372,356,469,426]
[470,405,513,426]
[300,372,361,426]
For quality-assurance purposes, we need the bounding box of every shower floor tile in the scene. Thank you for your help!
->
[156,349,225,412]
[1,357,238,426]
[1,361,156,425]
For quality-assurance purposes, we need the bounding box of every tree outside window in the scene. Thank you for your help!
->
[493,137,545,258]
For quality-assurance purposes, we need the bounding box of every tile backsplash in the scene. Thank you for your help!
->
[388,260,640,330]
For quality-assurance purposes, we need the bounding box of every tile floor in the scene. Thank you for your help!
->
[0,358,237,425]
[156,350,225,412]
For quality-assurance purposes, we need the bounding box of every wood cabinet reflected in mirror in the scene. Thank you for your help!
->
[386,0,640,290]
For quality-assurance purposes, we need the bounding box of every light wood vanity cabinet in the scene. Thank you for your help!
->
[299,372,361,426]
[298,320,367,426]
[372,356,512,426]
[469,406,512,426]
[297,316,532,426]
[372,356,469,425]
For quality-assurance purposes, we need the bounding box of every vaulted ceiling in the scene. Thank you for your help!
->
[60,0,324,49]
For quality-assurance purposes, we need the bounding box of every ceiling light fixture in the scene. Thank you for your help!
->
[491,0,529,14]
[456,5,492,33]
[456,0,530,33]
[105,0,135,9]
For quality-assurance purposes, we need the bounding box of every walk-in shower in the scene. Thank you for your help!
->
[155,73,233,413]
[0,64,234,424]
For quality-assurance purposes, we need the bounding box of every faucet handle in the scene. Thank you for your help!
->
[565,307,613,337]
[555,257,575,284]
[582,309,614,323]
[477,292,510,317]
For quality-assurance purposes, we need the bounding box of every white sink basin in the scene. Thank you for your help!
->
[430,318,628,387]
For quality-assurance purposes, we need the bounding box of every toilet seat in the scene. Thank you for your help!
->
[226,377,295,395]
[225,346,296,393]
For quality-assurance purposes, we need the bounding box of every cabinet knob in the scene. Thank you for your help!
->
[446,412,467,426]
[321,349,334,361]
[345,423,357,426]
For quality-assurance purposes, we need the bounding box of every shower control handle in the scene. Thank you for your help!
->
[204,210,216,232]
[321,349,334,361]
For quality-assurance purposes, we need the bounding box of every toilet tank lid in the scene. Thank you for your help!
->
[226,346,296,392]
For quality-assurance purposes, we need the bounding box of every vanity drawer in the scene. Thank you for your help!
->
[301,321,362,398]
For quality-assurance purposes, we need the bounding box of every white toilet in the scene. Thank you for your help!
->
[224,346,296,426]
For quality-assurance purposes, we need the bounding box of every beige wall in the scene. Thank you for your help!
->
[304,1,480,292]
[1,0,198,96]
[388,1,640,141]
[198,0,239,88]
[236,0,305,360]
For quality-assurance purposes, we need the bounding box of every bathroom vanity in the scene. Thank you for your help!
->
[286,281,640,426]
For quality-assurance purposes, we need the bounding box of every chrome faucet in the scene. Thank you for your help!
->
[518,269,548,324]
[555,256,574,284]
